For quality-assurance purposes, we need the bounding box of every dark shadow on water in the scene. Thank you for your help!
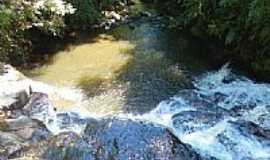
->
[23,28,105,71]
[115,49,189,113]
[25,14,218,114]
[105,17,215,114]
[75,16,218,114]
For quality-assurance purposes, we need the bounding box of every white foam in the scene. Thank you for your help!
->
[2,64,270,160]
[136,64,270,160]
[0,65,84,105]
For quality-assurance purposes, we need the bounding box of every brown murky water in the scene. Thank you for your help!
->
[27,34,134,87]
[25,15,210,115]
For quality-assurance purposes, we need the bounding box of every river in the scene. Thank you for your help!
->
[18,4,270,160]
[24,13,212,115]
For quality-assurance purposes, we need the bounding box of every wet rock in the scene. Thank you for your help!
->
[0,90,29,118]
[43,132,94,160]
[10,90,29,110]
[41,118,201,160]
[174,90,230,115]
[0,131,25,159]
[212,92,227,104]
[23,92,56,123]
[229,104,257,117]
[212,120,270,160]
[230,120,270,141]
[83,118,200,160]
[2,116,51,141]
[176,90,214,109]
[55,112,88,134]
[0,115,51,159]
[241,105,270,130]
[183,91,216,109]
[172,111,224,134]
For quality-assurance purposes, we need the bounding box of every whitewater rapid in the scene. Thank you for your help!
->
[136,64,270,160]
[2,64,270,160]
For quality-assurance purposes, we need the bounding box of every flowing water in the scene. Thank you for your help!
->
[136,64,270,160]
[25,15,211,114]
[20,8,270,160]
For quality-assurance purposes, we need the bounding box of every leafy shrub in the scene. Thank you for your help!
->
[65,0,101,27]
[65,0,128,28]
[0,0,75,65]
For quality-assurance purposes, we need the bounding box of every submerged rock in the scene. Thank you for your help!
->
[230,120,270,141]
[172,110,224,134]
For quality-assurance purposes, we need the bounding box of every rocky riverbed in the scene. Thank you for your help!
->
[0,65,201,160]
[1,4,270,158]
[2,63,270,160]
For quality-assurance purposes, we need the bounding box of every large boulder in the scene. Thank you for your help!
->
[0,65,29,115]
[83,118,200,160]
[42,118,201,160]
[0,116,51,159]
[42,132,95,160]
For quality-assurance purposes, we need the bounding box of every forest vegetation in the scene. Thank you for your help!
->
[0,0,270,80]
[154,0,270,79]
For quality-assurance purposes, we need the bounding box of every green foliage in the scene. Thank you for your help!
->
[66,0,101,27]
[66,0,127,28]
[0,6,11,31]
[0,0,130,66]
[0,1,31,63]
[156,0,270,79]
[0,0,74,65]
